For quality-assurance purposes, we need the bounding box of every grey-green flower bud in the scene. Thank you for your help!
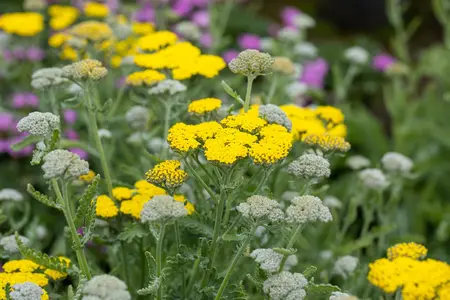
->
[285,195,332,224]
[259,104,292,131]
[263,271,308,300]
[31,67,67,89]
[329,292,359,300]
[0,235,29,254]
[251,248,298,273]
[41,149,89,180]
[82,274,131,300]
[125,106,149,131]
[0,188,23,202]
[148,79,187,95]
[346,155,370,170]
[381,152,413,174]
[358,168,389,190]
[237,195,284,223]
[10,282,44,300]
[228,49,274,77]
[17,112,59,138]
[333,255,359,279]
[175,21,201,40]
[287,153,331,180]
[140,195,187,223]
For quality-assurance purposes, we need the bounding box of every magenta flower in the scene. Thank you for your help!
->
[281,6,301,28]
[134,2,155,23]
[64,109,77,125]
[222,50,239,64]
[300,58,329,89]
[12,93,39,109]
[13,48,27,60]
[191,0,209,7]
[70,148,88,160]
[238,33,261,50]
[26,47,46,62]
[199,33,213,48]
[0,112,14,132]
[65,129,80,140]
[372,53,396,72]
[172,0,193,17]
[191,10,209,27]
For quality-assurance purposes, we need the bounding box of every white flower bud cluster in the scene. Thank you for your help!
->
[175,21,201,40]
[148,80,187,95]
[287,153,331,180]
[285,195,332,224]
[346,155,371,170]
[277,27,301,42]
[286,82,308,99]
[140,195,187,223]
[10,282,44,300]
[344,46,369,64]
[229,49,274,77]
[82,274,131,300]
[358,168,389,190]
[381,152,413,174]
[293,13,316,29]
[259,104,292,131]
[263,271,308,300]
[41,149,89,180]
[333,255,359,279]
[0,235,29,254]
[260,37,274,52]
[294,42,318,57]
[17,112,59,138]
[251,248,298,273]
[125,106,149,131]
[323,196,342,209]
[329,291,359,300]
[237,195,284,223]
[98,129,112,139]
[0,188,23,202]
[31,67,68,89]
[62,59,108,81]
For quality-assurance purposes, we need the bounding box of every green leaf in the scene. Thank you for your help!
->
[137,278,160,296]
[10,135,42,151]
[306,283,340,297]
[222,233,245,242]
[75,175,100,227]
[117,223,148,243]
[137,252,158,296]
[47,129,61,153]
[73,275,87,300]
[221,80,244,105]
[272,247,297,256]
[15,232,69,273]
[178,218,213,238]
[27,184,63,211]
[99,98,113,113]
[246,274,263,291]
[302,265,317,279]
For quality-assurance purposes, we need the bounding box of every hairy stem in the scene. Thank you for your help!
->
[184,158,218,203]
[174,221,186,299]
[156,223,166,300]
[278,224,303,272]
[243,76,255,112]
[186,243,202,297]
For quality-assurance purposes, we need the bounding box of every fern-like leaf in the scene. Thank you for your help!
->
[137,277,160,295]
[15,232,69,273]
[306,283,341,297]
[27,184,62,211]
[75,175,100,227]
[74,275,87,300]
[303,265,317,279]
[178,218,213,238]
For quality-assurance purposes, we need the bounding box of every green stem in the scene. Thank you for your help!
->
[186,243,202,296]
[243,76,255,112]
[253,168,272,195]
[221,215,242,239]
[108,86,126,117]
[156,223,166,300]
[174,221,186,299]
[266,75,278,104]
[85,85,113,197]
[51,179,92,279]
[49,88,59,117]
[184,158,218,203]
[278,224,303,272]
[214,225,257,300]
[120,241,132,294]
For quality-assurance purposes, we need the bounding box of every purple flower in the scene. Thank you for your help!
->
[26,47,46,62]
[300,58,329,89]
[372,53,396,72]
[106,0,120,13]
[70,148,88,160]
[134,2,155,23]
[222,50,239,64]
[12,93,39,109]
[172,0,194,17]
[199,32,213,48]
[268,23,281,37]
[13,48,27,60]
[191,10,209,27]
[3,50,14,62]
[281,6,301,27]
[0,112,14,132]
[0,139,9,153]
[26,93,39,107]
[64,109,77,125]
[191,0,209,7]
[238,33,261,50]
[65,129,80,140]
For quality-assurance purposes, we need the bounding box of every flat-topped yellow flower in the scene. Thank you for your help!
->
[126,70,166,86]
[315,106,345,124]
[132,22,155,35]
[138,30,178,51]
[0,12,44,36]
[387,242,428,260]
[49,5,79,30]
[84,2,110,18]
[304,134,350,152]
[96,195,118,218]
[188,98,222,115]
[3,260,40,273]
[146,160,188,190]
[250,124,293,165]
[221,113,267,133]
[113,187,134,201]
[79,170,96,183]
[70,21,113,41]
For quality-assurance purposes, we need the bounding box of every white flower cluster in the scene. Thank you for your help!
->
[10,282,44,300]
[294,42,318,57]
[0,235,29,254]
[277,27,301,42]
[288,153,331,180]
[125,106,149,131]
[175,21,201,40]
[381,152,413,174]
[148,80,187,95]
[41,149,89,180]
[263,271,308,300]
[286,82,308,99]
[251,248,298,273]
[17,112,59,138]
[140,195,187,223]
[346,155,371,170]
[285,195,332,224]
[237,195,284,223]
[293,13,316,29]
[333,255,359,279]
[344,46,369,64]
[31,67,68,89]
[229,49,274,77]
[82,274,131,300]
[259,104,292,131]
[358,168,389,190]
[0,188,23,202]
[323,196,342,209]
[329,291,359,300]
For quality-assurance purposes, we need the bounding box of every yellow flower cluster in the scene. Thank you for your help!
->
[70,21,113,42]
[387,242,428,260]
[0,257,71,298]
[0,12,44,36]
[79,170,96,183]
[304,134,351,152]
[188,98,222,115]
[84,2,110,18]
[145,160,188,190]
[168,112,293,165]
[134,37,226,80]
[96,195,119,218]
[368,243,450,300]
[126,70,166,86]
[49,5,79,30]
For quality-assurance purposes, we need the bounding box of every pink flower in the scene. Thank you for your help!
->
[281,6,301,28]
[0,112,14,132]
[238,33,261,50]
[70,148,88,160]
[191,10,209,27]
[172,0,193,17]
[65,129,80,140]
[372,53,396,72]
[300,58,329,89]
[199,32,213,48]
[26,47,45,62]
[64,109,78,125]
[134,2,155,23]
[222,50,239,63]
[12,93,40,109]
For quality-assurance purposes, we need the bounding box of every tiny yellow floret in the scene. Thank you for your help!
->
[188,98,222,115]
[96,195,118,218]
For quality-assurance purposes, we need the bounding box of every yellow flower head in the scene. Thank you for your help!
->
[315,106,345,124]
[84,2,110,18]
[303,134,351,152]
[0,272,49,288]
[195,55,226,78]
[79,170,96,183]
[250,124,293,165]
[113,187,134,201]
[3,260,40,273]
[188,98,222,115]
[126,70,166,86]
[132,22,155,35]
[70,21,113,41]
[49,33,71,48]
[138,30,178,51]
[49,5,79,30]
[221,113,267,133]
[62,59,108,81]
[146,160,188,190]
[167,123,201,153]
[174,194,195,215]
[96,195,118,218]
[44,257,70,280]
[387,242,428,260]
[0,12,44,36]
